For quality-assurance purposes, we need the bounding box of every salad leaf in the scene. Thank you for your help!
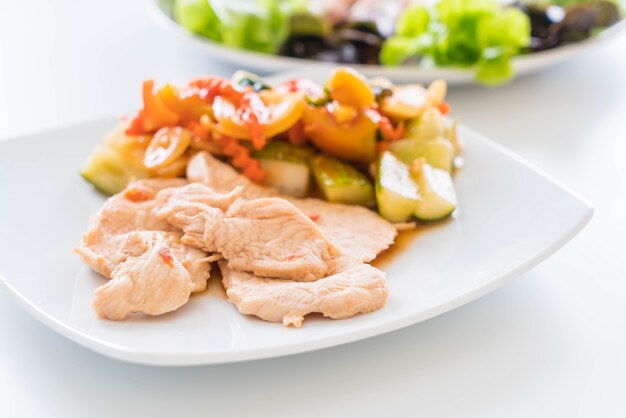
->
[476,8,531,85]
[380,0,532,85]
[174,0,306,54]
[174,0,221,41]
[396,6,430,37]
[380,36,431,66]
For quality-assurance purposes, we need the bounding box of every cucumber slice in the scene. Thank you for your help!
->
[375,151,420,222]
[253,141,315,197]
[253,141,315,165]
[388,136,455,173]
[405,107,445,142]
[310,155,375,206]
[259,159,311,197]
[80,145,149,195]
[411,162,457,221]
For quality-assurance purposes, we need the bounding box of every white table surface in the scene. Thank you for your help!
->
[1,1,625,417]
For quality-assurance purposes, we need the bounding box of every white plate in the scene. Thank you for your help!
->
[148,0,626,85]
[0,112,592,365]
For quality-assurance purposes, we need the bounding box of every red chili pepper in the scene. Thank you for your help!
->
[437,101,451,115]
[125,80,180,135]
[287,121,307,146]
[280,79,325,99]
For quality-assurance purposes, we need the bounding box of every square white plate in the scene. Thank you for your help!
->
[0,109,592,366]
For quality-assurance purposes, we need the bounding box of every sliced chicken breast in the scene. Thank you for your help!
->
[220,260,388,327]
[92,237,194,320]
[187,151,275,200]
[186,152,395,326]
[157,183,340,281]
[76,179,211,320]
[186,152,397,262]
[289,198,397,263]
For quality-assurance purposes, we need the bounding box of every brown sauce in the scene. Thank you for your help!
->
[372,222,445,269]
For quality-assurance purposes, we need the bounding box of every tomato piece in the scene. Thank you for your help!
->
[143,127,191,169]
[437,101,451,115]
[302,104,377,163]
[287,120,307,146]
[126,81,181,135]
[327,67,375,108]
[212,91,305,144]
[157,84,213,123]
[212,134,268,183]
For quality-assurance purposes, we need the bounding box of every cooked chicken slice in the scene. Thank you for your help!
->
[86,178,187,235]
[220,260,388,327]
[158,184,340,281]
[92,241,193,320]
[187,152,275,200]
[76,179,211,313]
[186,152,396,326]
[77,229,209,293]
[76,178,187,277]
[76,230,155,278]
[155,182,243,211]
[287,198,397,263]
[186,152,397,261]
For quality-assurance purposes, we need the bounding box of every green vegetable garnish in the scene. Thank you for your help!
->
[380,0,531,85]
[310,155,375,206]
[174,0,306,54]
[174,0,221,41]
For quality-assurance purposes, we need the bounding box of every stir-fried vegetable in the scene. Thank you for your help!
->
[81,145,149,195]
[411,160,457,221]
[389,137,456,173]
[375,151,420,222]
[253,141,315,197]
[211,90,306,146]
[81,67,461,222]
[143,127,191,170]
[310,155,375,206]
[302,103,378,163]
[327,67,375,108]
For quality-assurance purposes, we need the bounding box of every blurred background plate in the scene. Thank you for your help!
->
[149,0,626,85]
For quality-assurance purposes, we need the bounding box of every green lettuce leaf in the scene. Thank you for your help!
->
[174,0,304,53]
[380,0,531,85]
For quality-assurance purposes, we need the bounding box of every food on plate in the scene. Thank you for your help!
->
[375,150,420,223]
[221,261,387,328]
[310,155,375,205]
[171,0,623,85]
[77,67,460,326]
[157,184,341,281]
[411,159,457,222]
[181,152,394,327]
[186,152,398,261]
[75,179,211,319]
[81,67,461,224]
[252,141,315,197]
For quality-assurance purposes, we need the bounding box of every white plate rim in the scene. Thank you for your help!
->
[0,120,593,366]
